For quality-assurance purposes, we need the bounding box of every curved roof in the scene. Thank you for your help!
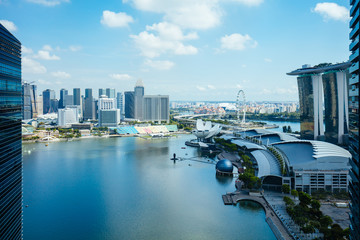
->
[287,62,350,76]
[251,150,282,177]
[193,119,221,139]
[231,139,266,150]
[272,140,350,170]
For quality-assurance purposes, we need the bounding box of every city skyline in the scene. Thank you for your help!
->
[0,0,351,101]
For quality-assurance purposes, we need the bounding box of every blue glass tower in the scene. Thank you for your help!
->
[349,0,360,239]
[0,24,23,239]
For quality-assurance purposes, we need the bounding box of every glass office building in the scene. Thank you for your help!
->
[349,0,360,239]
[0,23,23,239]
[124,91,134,119]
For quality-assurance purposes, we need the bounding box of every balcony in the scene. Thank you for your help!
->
[350,23,360,40]
[350,48,360,62]
[350,8,360,28]
[350,61,359,73]
[349,87,359,97]
[351,0,360,17]
[349,74,359,85]
[350,37,359,51]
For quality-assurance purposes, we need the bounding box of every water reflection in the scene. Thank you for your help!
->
[238,200,263,212]
[215,175,233,186]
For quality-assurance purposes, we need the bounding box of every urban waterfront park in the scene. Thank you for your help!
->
[22,134,276,240]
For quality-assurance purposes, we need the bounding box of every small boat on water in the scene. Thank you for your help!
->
[45,144,48,147]
[181,147,186,149]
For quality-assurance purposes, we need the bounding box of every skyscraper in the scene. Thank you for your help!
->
[134,79,144,120]
[42,89,56,114]
[0,23,23,240]
[349,1,360,239]
[59,88,68,108]
[73,88,81,106]
[106,88,115,99]
[98,96,119,127]
[124,91,135,119]
[99,88,106,98]
[117,92,123,119]
[22,82,38,119]
[84,88,95,120]
[143,95,169,123]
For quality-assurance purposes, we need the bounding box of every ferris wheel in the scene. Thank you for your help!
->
[236,90,246,123]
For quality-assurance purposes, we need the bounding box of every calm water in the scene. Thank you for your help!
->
[22,135,276,240]
[261,120,300,133]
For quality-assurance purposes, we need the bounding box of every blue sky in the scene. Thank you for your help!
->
[0,0,351,101]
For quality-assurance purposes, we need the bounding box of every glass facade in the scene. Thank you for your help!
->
[297,75,315,139]
[349,0,360,239]
[124,91,134,119]
[0,23,23,239]
[73,88,80,106]
[42,89,55,114]
[22,83,37,120]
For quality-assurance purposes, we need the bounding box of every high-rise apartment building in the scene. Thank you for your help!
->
[349,0,360,239]
[84,88,95,120]
[287,62,350,144]
[98,96,119,127]
[59,88,68,108]
[22,82,38,119]
[73,88,81,106]
[0,23,23,240]
[42,89,56,114]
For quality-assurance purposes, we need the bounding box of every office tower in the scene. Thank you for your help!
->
[64,95,73,107]
[73,88,81,106]
[94,99,99,120]
[287,62,350,144]
[349,1,360,239]
[117,92,123,119]
[59,88,68,108]
[42,89,56,114]
[99,88,106,98]
[22,82,38,119]
[134,79,144,120]
[124,91,135,119]
[143,95,170,123]
[106,88,115,99]
[50,99,59,113]
[0,23,23,240]
[84,88,95,120]
[98,96,119,127]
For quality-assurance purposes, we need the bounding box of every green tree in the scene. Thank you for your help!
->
[311,199,321,210]
[283,196,295,206]
[299,191,312,206]
[319,215,333,228]
[282,184,290,194]
[282,126,287,133]
[291,189,298,199]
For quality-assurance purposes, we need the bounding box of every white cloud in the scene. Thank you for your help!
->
[26,0,69,6]
[230,0,263,6]
[196,86,206,91]
[109,73,132,80]
[69,45,82,51]
[22,57,47,74]
[313,2,349,22]
[101,10,134,28]
[0,20,17,32]
[264,58,272,62]
[22,46,33,54]
[207,85,216,90]
[34,50,60,60]
[131,22,198,58]
[221,33,257,50]
[38,79,51,85]
[51,71,71,78]
[145,59,174,70]
[128,0,221,30]
[42,45,53,51]
[236,84,243,89]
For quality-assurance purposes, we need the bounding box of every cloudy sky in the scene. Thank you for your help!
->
[0,0,350,101]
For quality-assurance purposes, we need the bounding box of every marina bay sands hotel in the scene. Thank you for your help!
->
[287,62,351,145]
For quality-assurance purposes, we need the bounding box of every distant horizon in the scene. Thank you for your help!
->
[1,0,350,101]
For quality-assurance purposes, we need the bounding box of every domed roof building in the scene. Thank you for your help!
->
[216,159,233,173]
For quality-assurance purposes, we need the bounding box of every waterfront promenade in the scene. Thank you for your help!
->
[223,191,293,240]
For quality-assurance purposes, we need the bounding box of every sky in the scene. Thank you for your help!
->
[0,0,351,101]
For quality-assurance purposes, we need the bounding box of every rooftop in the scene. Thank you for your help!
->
[287,62,351,76]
